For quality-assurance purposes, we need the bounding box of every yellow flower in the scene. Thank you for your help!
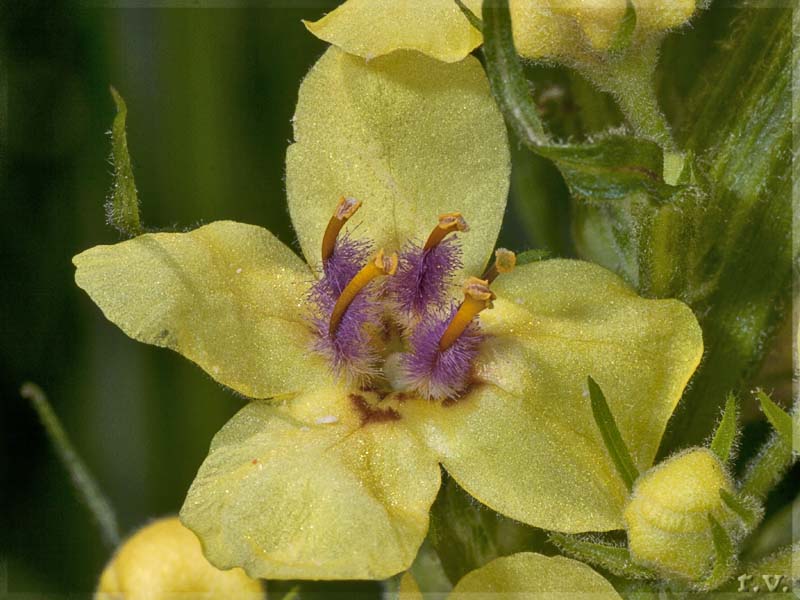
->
[95,517,263,600]
[74,47,702,580]
[400,552,622,599]
[304,0,696,64]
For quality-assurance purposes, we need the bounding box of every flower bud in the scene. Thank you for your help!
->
[623,448,735,582]
[95,517,263,600]
[509,0,696,62]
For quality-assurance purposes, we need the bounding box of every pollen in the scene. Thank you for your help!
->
[482,248,516,284]
[439,277,495,351]
[321,196,362,261]
[424,212,469,251]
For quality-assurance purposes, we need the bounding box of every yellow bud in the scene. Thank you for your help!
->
[623,448,735,582]
[509,0,696,61]
[95,517,264,600]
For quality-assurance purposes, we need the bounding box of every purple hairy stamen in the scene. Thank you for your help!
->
[387,237,462,322]
[399,304,483,400]
[308,235,382,384]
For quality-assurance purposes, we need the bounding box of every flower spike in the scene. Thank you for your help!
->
[423,212,469,251]
[321,196,362,261]
[482,248,516,284]
[439,277,495,351]
[329,249,397,335]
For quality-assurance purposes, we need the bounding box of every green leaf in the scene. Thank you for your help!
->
[587,376,640,492]
[453,0,481,32]
[21,382,120,549]
[450,553,623,599]
[740,420,796,502]
[659,5,793,450]
[608,0,637,54]
[514,248,550,266]
[756,390,793,445]
[428,474,543,584]
[740,495,797,564]
[710,394,739,464]
[699,515,736,591]
[502,3,794,454]
[549,533,656,580]
[107,87,143,237]
[719,489,762,532]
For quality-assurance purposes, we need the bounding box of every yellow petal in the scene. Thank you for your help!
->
[398,572,423,599]
[509,0,696,60]
[304,0,483,63]
[509,1,592,59]
[73,221,320,399]
[633,0,696,32]
[180,388,441,580]
[450,552,622,599]
[550,0,627,51]
[404,259,703,533]
[286,47,509,278]
[96,517,263,600]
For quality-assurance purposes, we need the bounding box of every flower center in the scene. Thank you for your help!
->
[308,198,514,401]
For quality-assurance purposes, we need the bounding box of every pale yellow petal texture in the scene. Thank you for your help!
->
[286,47,509,278]
[509,0,696,60]
[73,221,320,399]
[450,552,622,599]
[404,259,703,533]
[632,0,696,31]
[180,389,441,580]
[96,517,263,600]
[304,0,483,63]
[509,0,622,59]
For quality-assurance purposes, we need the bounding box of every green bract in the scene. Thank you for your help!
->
[74,46,703,580]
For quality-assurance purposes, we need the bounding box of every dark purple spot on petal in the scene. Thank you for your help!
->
[349,393,401,426]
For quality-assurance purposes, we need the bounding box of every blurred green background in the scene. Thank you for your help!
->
[1,1,794,596]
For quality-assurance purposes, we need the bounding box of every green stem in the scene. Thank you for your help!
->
[21,382,121,548]
[481,0,548,147]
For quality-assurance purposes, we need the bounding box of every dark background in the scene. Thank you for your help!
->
[1,1,793,596]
